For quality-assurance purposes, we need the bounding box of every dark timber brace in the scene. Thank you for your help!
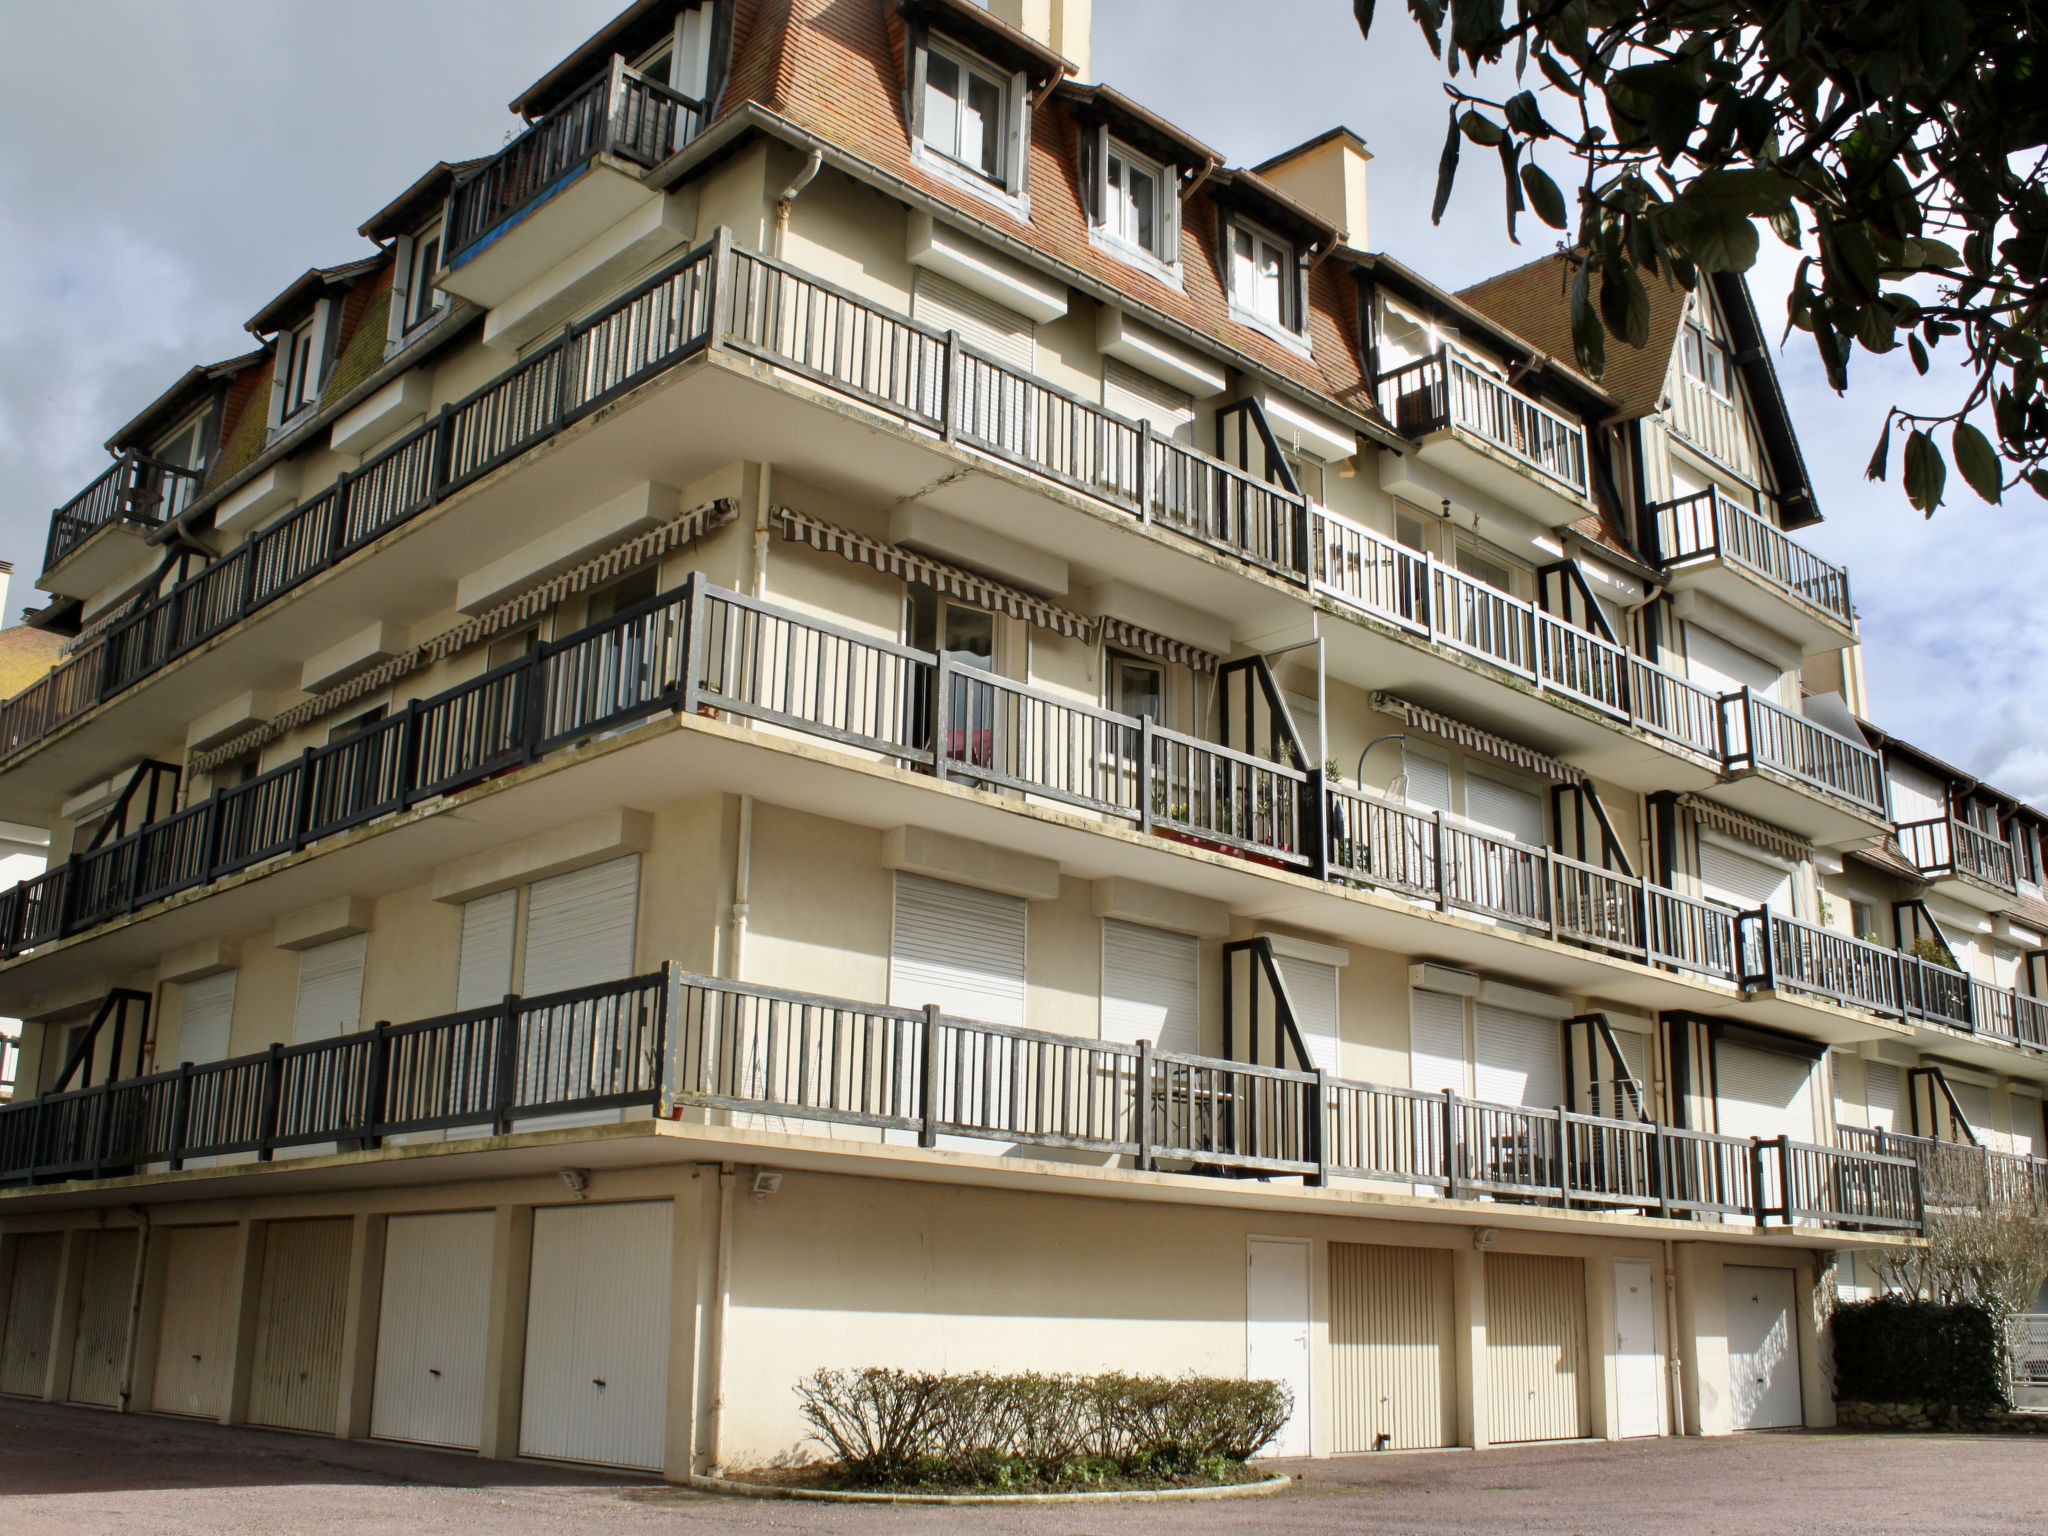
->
[48,988,153,1094]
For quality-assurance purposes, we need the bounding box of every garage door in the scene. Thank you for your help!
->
[67,1228,138,1407]
[247,1218,352,1433]
[0,1232,63,1396]
[1330,1242,1452,1451]
[1725,1265,1802,1429]
[1485,1252,1588,1442]
[372,1211,493,1449]
[520,1201,672,1470]
[151,1226,239,1418]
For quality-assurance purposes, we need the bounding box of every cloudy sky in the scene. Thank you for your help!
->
[0,1,2038,796]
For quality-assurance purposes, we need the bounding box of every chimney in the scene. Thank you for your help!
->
[1255,128,1372,248]
[988,0,1091,81]
[0,560,12,628]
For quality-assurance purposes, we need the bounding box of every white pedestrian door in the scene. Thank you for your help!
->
[520,1201,672,1470]
[1247,1237,1312,1459]
[1613,1259,1661,1438]
[1724,1265,1802,1429]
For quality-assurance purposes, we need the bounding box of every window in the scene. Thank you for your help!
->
[1100,920,1198,1053]
[1227,219,1298,332]
[586,566,659,624]
[890,873,1027,1028]
[1108,651,1164,721]
[921,40,1008,182]
[328,703,388,744]
[280,319,320,419]
[487,625,540,671]
[404,220,445,331]
[910,589,994,671]
[1848,895,1882,944]
[1681,319,1730,397]
[2013,823,2043,887]
[1104,140,1167,258]
[1455,540,1518,597]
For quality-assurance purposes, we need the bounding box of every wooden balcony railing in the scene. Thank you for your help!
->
[445,56,705,260]
[43,453,202,574]
[1897,814,2018,893]
[0,967,1924,1231]
[1375,346,1589,496]
[1722,688,1887,815]
[1649,487,1852,630]
[1837,1126,2048,1216]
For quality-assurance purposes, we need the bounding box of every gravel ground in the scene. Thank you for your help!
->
[3,1398,2044,1535]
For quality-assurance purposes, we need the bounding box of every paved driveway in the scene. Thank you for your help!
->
[3,1399,2044,1535]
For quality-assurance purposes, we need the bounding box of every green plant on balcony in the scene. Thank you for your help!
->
[1908,936,1959,969]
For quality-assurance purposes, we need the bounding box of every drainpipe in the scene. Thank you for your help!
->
[728,796,754,983]
[702,1162,736,1473]
[772,150,824,260]
[1663,1238,1685,1435]
[751,465,773,600]
[117,1204,152,1412]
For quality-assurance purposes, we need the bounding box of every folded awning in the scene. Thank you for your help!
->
[1370,693,1583,783]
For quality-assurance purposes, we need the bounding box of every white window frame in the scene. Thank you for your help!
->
[912,34,1024,195]
[270,297,334,431]
[1681,315,1731,399]
[1094,133,1178,266]
[401,219,447,334]
[1225,215,1302,335]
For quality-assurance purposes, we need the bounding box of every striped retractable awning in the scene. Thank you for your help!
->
[1369,693,1583,783]
[1677,793,1812,863]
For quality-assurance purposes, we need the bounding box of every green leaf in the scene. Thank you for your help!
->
[1432,109,1461,225]
[1409,0,1444,57]
[1498,139,1524,244]
[1569,259,1606,377]
[1459,110,1505,148]
[1646,83,1702,165]
[1521,164,1568,229]
[1503,90,1553,139]
[1353,0,1377,41]
[1909,335,1929,374]
[1865,425,1890,483]
[2026,470,2048,502]
[1952,423,2003,504]
[1903,430,1947,513]
[1600,257,1651,348]
[1672,201,1760,273]
[1536,48,1583,98]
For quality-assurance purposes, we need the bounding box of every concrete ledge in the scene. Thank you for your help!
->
[433,807,652,903]
[275,895,374,951]
[882,825,1059,901]
[690,1471,1290,1504]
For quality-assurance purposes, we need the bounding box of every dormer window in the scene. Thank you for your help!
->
[1103,140,1172,260]
[1226,217,1300,333]
[403,219,445,332]
[280,319,320,418]
[922,40,1008,182]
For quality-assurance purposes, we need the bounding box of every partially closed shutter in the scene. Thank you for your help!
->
[1474,1005,1562,1109]
[1864,1061,1901,1133]
[522,856,639,995]
[177,971,238,1065]
[1698,839,1792,914]
[456,890,517,1010]
[1715,1040,1815,1141]
[913,271,1035,371]
[1950,1080,1995,1146]
[293,933,366,1044]
[1272,953,1339,1070]
[1100,920,1199,1054]
[1687,626,1781,699]
[1103,358,1195,441]
[889,874,1027,1027]
[2011,1094,2040,1158]
[1464,774,1545,847]
[1409,988,1467,1097]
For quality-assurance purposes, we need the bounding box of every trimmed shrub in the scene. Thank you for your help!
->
[1831,1295,2008,1410]
[794,1368,1292,1488]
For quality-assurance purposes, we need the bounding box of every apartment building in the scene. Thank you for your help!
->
[0,0,2040,1477]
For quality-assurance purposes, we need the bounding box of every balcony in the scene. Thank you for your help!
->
[1719,688,1888,840]
[439,56,705,313]
[0,965,1923,1233]
[1897,814,2019,907]
[1839,1126,2048,1216]
[40,453,201,594]
[1376,347,1591,527]
[1648,488,1853,652]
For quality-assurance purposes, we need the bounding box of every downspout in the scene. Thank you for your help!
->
[771,149,824,260]
[1664,1238,1685,1435]
[727,795,754,983]
[117,1204,152,1413]
[702,1162,736,1473]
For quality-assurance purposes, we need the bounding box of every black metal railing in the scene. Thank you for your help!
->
[1722,687,1887,815]
[44,453,203,572]
[1649,487,1852,629]
[446,57,705,260]
[0,967,1923,1230]
[1897,814,2018,893]
[1837,1126,2048,1216]
[1375,347,1589,495]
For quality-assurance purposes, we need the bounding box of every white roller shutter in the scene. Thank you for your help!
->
[1474,1005,1563,1109]
[1698,838,1793,914]
[1103,358,1194,441]
[1272,954,1339,1070]
[1715,1041,1816,1141]
[293,933,367,1045]
[1950,1080,1995,1147]
[1464,773,1545,847]
[1402,748,1453,812]
[456,890,517,1011]
[1100,920,1199,1054]
[177,971,237,1065]
[890,873,1027,1027]
[2011,1094,2040,1158]
[912,271,1035,371]
[1409,988,1467,1096]
[1686,626,1782,700]
[1864,1060,1901,1133]
[1885,761,1947,826]
[522,856,639,995]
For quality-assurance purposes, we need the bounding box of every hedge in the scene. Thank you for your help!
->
[794,1368,1292,1488]
[1831,1296,2007,1410]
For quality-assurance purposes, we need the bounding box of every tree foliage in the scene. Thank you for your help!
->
[1354,0,2048,513]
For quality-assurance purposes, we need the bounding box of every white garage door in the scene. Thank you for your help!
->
[520,1201,672,1470]
[1725,1265,1802,1429]
[1100,920,1199,1054]
[372,1211,494,1449]
[889,874,1027,1028]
